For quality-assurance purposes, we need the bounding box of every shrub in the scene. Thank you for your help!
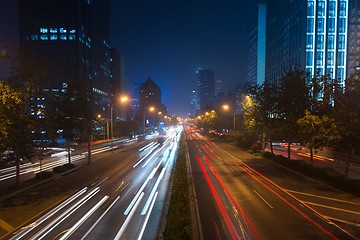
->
[63,163,76,169]
[53,165,67,173]
[262,151,275,159]
[35,171,52,180]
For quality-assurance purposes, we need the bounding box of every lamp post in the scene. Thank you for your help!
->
[223,104,236,131]
[110,96,128,152]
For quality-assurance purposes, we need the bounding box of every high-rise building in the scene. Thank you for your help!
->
[266,0,359,85]
[197,68,215,112]
[139,77,162,113]
[110,48,127,120]
[348,0,360,76]
[190,90,199,117]
[18,0,112,115]
[247,3,266,86]
[215,79,224,97]
[266,0,307,84]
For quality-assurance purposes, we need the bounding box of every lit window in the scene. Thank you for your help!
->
[339,35,345,49]
[328,35,335,49]
[339,2,346,17]
[60,35,67,40]
[31,34,39,40]
[69,34,76,40]
[40,35,48,40]
[69,29,76,34]
[306,35,313,49]
[306,52,313,66]
[40,28,48,33]
[50,28,57,33]
[318,1,325,17]
[307,2,314,16]
[50,35,58,40]
[60,28,67,33]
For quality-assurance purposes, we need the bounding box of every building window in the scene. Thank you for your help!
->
[50,28,57,33]
[327,52,334,66]
[339,35,345,49]
[60,28,67,33]
[31,34,38,40]
[40,35,48,40]
[328,1,336,17]
[318,18,324,33]
[60,35,67,40]
[306,51,313,66]
[306,35,313,49]
[69,34,76,40]
[50,35,57,40]
[69,29,76,34]
[339,18,346,33]
[328,35,335,49]
[338,68,344,80]
[316,52,324,66]
[307,18,314,33]
[40,28,48,33]
[317,35,324,49]
[318,1,325,17]
[338,51,345,66]
[307,2,314,16]
[339,2,346,17]
[328,18,335,33]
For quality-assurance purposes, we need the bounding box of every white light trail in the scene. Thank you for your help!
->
[10,187,88,240]
[138,192,158,240]
[33,187,100,240]
[114,192,144,240]
[80,196,120,240]
[59,195,109,240]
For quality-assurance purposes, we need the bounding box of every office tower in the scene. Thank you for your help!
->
[265,0,307,84]
[348,0,360,76]
[247,3,266,86]
[266,0,359,86]
[139,77,162,113]
[190,90,199,116]
[18,0,112,113]
[215,79,224,97]
[197,68,215,112]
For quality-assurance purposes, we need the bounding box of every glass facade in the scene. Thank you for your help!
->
[306,0,349,84]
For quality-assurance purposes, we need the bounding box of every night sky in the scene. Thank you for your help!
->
[0,0,257,116]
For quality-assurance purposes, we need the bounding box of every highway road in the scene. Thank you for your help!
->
[0,126,182,239]
[185,126,360,240]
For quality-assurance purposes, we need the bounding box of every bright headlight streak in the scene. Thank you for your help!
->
[139,142,156,152]
[138,192,158,240]
[114,192,144,240]
[148,148,170,180]
[124,176,150,215]
[142,143,167,168]
[59,195,109,240]
[33,187,100,240]
[10,187,88,240]
[80,196,120,240]
[141,158,168,215]
[133,143,159,168]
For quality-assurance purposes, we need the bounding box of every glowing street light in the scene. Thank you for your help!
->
[111,95,129,152]
[222,104,235,131]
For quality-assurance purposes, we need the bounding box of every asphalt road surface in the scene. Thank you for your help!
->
[185,126,360,240]
[0,126,182,240]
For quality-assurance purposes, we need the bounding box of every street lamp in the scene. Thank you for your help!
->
[223,104,236,131]
[111,95,128,152]
[143,106,155,131]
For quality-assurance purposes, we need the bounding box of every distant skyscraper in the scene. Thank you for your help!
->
[347,0,360,76]
[247,3,266,86]
[214,79,224,97]
[197,68,215,112]
[139,77,162,113]
[190,90,199,116]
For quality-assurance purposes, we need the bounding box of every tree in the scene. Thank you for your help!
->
[0,48,47,186]
[297,110,339,165]
[278,68,310,158]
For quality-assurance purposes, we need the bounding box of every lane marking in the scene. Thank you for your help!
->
[0,219,14,232]
[286,190,360,206]
[325,216,360,227]
[303,201,360,215]
[253,190,274,209]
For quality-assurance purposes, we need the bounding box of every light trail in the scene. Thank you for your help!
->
[59,195,109,240]
[80,196,120,240]
[138,192,158,240]
[114,192,144,240]
[10,187,88,240]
